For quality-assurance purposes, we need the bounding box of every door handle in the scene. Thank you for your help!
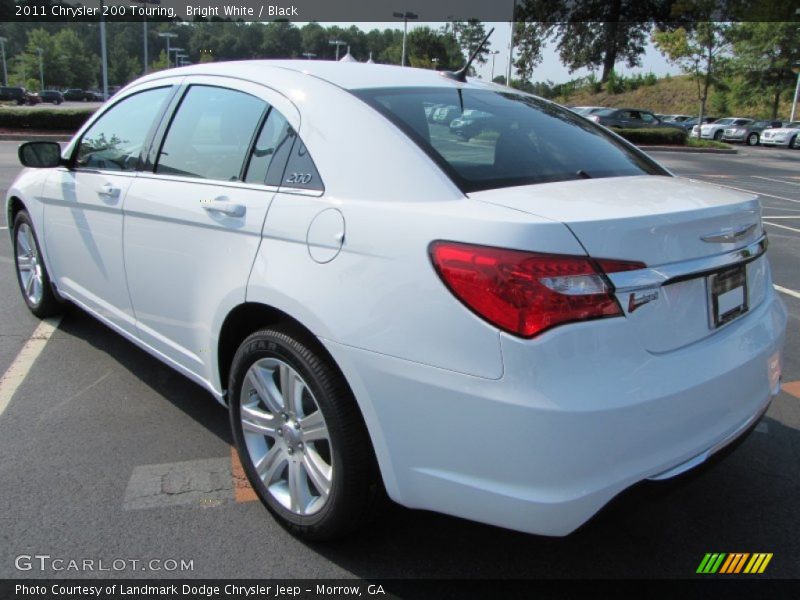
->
[96,183,121,199]
[201,197,246,218]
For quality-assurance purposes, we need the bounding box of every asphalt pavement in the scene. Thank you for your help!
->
[0,142,798,582]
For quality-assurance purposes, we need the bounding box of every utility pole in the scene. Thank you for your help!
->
[489,50,499,80]
[159,32,178,68]
[791,62,800,122]
[393,11,418,67]
[36,47,43,91]
[0,37,7,86]
[329,39,345,61]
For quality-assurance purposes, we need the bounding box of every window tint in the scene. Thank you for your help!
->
[282,138,324,191]
[76,87,170,171]
[354,87,666,193]
[640,113,656,123]
[244,108,293,186]
[733,119,751,126]
[157,86,265,181]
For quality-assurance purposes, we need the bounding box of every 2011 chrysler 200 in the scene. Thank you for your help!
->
[7,61,786,540]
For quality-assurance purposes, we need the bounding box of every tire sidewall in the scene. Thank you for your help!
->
[228,331,347,530]
[13,211,45,313]
[747,133,758,146]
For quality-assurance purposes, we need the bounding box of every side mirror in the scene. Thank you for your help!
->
[18,141,63,168]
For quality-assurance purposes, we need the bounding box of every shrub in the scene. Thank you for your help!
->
[643,72,658,86]
[610,127,688,146]
[0,107,96,131]
[605,70,624,94]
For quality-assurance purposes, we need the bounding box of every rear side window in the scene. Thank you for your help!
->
[156,86,266,181]
[354,87,666,192]
[75,87,170,171]
[244,108,293,186]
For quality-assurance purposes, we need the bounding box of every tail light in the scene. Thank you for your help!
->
[429,241,645,338]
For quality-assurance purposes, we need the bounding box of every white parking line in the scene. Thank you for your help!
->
[0,317,61,418]
[0,226,7,230]
[752,176,800,187]
[764,221,800,234]
[762,216,800,219]
[775,285,800,300]
[695,180,800,204]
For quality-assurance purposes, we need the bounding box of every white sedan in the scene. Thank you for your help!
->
[691,117,752,140]
[7,61,786,540]
[760,122,800,148]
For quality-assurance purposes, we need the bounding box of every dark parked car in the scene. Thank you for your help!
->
[0,86,37,105]
[63,88,92,102]
[587,108,684,130]
[448,109,494,140]
[680,116,718,131]
[38,90,64,105]
[722,119,783,146]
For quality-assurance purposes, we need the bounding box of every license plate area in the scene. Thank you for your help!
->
[707,263,748,328]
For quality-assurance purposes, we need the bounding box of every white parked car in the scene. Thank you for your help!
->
[760,122,800,148]
[692,117,751,140]
[7,61,787,540]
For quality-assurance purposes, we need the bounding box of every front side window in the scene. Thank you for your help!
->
[354,87,666,193]
[156,86,266,181]
[75,87,171,171]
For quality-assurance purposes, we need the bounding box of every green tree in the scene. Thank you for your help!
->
[728,22,799,119]
[515,0,658,82]
[653,22,731,137]
[512,22,546,84]
[454,19,490,72]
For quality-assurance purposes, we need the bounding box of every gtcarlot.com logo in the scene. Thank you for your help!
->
[696,553,773,574]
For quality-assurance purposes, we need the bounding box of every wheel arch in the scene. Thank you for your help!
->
[6,195,26,237]
[216,301,399,500]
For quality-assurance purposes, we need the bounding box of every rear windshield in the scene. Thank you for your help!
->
[353,87,666,193]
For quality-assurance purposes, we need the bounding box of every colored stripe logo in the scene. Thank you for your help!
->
[697,553,773,574]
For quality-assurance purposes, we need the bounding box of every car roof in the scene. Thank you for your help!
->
[135,59,503,92]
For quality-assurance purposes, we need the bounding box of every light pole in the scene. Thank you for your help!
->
[431,57,439,70]
[489,50,499,80]
[393,11,418,67]
[158,32,178,68]
[176,54,189,67]
[132,0,160,74]
[99,1,108,100]
[791,62,800,122]
[0,37,7,86]
[329,39,345,61]
[302,52,317,60]
[507,0,517,85]
[169,47,183,68]
[35,47,43,91]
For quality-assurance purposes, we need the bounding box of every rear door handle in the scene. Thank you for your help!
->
[96,183,121,200]
[201,197,246,218]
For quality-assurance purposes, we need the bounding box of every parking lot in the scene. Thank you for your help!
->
[0,142,798,581]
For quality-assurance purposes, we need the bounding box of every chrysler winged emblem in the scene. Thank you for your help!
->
[701,223,757,243]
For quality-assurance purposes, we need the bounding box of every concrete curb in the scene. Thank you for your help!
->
[638,145,738,154]
[0,133,72,142]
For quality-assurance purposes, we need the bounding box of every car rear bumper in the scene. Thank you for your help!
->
[323,288,787,536]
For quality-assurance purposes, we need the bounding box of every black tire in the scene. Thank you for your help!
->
[228,325,384,540]
[713,130,723,140]
[790,135,798,149]
[747,133,758,146]
[12,210,62,318]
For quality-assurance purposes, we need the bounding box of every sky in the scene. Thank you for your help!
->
[320,22,684,83]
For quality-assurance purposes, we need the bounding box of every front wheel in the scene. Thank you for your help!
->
[13,210,62,318]
[713,130,723,141]
[228,326,383,540]
[747,133,759,146]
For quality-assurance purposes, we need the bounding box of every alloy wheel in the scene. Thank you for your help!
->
[239,358,333,516]
[15,223,44,306]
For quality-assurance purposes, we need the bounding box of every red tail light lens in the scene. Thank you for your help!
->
[430,241,645,338]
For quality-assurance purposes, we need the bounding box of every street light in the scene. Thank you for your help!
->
[791,62,800,122]
[392,11,418,67]
[0,37,7,86]
[489,50,500,80]
[169,47,183,68]
[431,57,439,70]
[302,52,317,60]
[35,47,43,91]
[329,39,346,61]
[158,32,178,68]
[132,0,161,74]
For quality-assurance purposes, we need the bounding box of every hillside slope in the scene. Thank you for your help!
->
[554,74,794,119]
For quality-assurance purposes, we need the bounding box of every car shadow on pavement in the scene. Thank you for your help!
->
[302,411,799,581]
[56,304,232,445]
[53,305,800,580]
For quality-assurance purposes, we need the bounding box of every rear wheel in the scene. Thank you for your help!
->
[790,134,798,149]
[228,326,383,540]
[12,210,61,318]
[746,133,759,146]
[713,130,723,141]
